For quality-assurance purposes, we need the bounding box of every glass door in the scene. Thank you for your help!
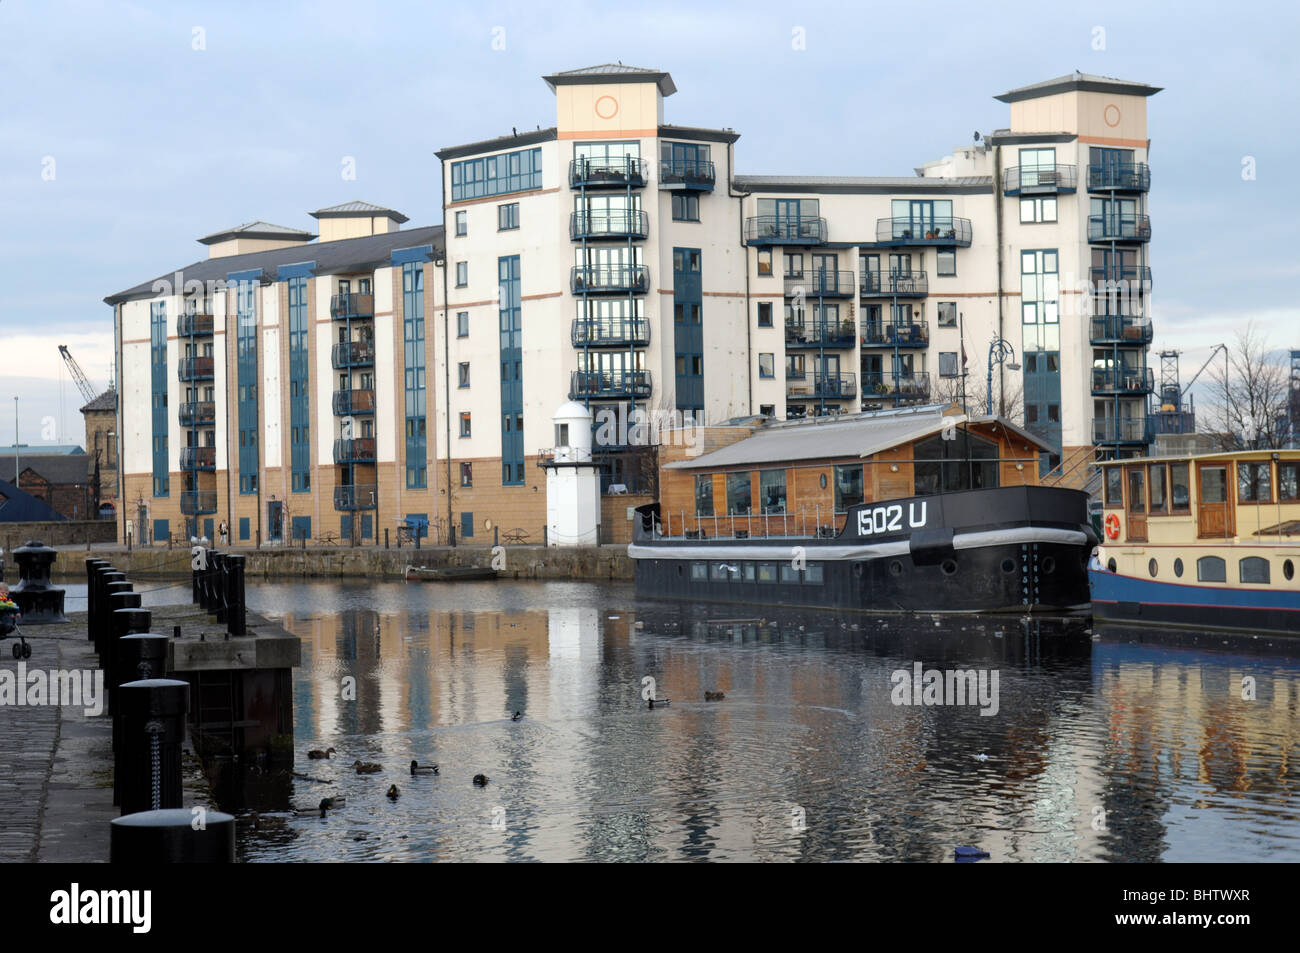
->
[909,201,935,238]
[1197,463,1235,539]
[773,199,801,241]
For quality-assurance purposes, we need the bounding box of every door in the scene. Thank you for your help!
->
[864,304,883,343]
[1125,466,1147,542]
[862,352,884,393]
[821,354,840,394]
[813,253,838,294]
[268,500,283,540]
[909,201,935,238]
[773,199,801,240]
[860,253,879,293]
[1197,463,1234,539]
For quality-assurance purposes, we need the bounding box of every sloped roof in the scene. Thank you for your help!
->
[995,72,1162,103]
[543,63,676,96]
[197,221,317,245]
[0,478,66,522]
[435,127,557,161]
[310,201,409,223]
[18,453,93,485]
[80,388,116,413]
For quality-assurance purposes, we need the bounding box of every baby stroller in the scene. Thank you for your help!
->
[0,602,30,659]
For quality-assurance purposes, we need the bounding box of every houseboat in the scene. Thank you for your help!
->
[1090,449,1300,634]
[630,405,1096,613]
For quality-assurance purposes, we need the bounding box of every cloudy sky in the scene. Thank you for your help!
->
[2,0,1297,447]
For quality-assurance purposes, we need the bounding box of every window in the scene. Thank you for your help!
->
[760,469,787,513]
[455,210,467,236]
[757,302,773,327]
[759,404,775,417]
[1281,462,1299,501]
[1105,468,1123,506]
[936,249,956,277]
[1127,468,1146,513]
[786,353,806,380]
[758,353,775,378]
[805,564,824,585]
[784,253,804,278]
[450,147,542,201]
[1149,464,1167,513]
[1170,462,1191,510]
[710,562,736,583]
[1197,556,1226,583]
[757,250,772,276]
[555,422,569,447]
[937,302,957,328]
[779,564,800,584]
[458,362,470,387]
[726,471,752,515]
[938,352,959,378]
[1240,557,1270,584]
[460,462,473,486]
[455,261,468,287]
[1201,466,1228,504]
[1019,197,1058,223]
[834,464,863,512]
[459,412,471,437]
[498,202,519,230]
[671,193,699,221]
[1237,461,1272,502]
[757,563,777,583]
[690,562,708,581]
[457,311,469,337]
[914,431,1000,495]
[695,474,714,517]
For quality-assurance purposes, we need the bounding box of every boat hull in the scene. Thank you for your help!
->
[1090,569,1300,635]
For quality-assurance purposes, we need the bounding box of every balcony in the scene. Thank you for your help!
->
[743,216,828,246]
[570,210,649,241]
[1090,264,1152,288]
[571,318,650,348]
[569,369,652,400]
[1091,367,1155,395]
[332,340,375,369]
[1090,314,1154,345]
[332,388,376,415]
[860,270,928,297]
[334,484,378,511]
[177,312,214,336]
[333,437,376,464]
[784,319,857,349]
[570,264,649,295]
[1002,164,1078,195]
[862,370,932,402]
[1087,162,1151,192]
[787,372,856,400]
[331,293,374,320]
[1091,417,1152,445]
[178,401,215,426]
[783,270,856,299]
[1088,214,1151,243]
[659,158,715,191]
[180,490,217,515]
[180,446,215,471]
[178,357,214,382]
[569,157,648,190]
[875,217,971,246]
[860,321,930,348]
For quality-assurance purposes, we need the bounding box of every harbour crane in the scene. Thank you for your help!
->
[57,345,100,405]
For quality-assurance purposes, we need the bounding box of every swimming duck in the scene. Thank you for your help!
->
[704,691,725,702]
[511,711,523,722]
[473,774,489,786]
[353,760,382,774]
[410,760,439,776]
[306,746,336,760]
[387,784,400,800]
[648,698,671,709]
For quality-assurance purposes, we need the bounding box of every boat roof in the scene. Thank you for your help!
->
[1099,448,1300,467]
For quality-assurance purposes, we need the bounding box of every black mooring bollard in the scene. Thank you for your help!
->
[113,632,169,803]
[110,808,235,863]
[107,605,150,723]
[199,551,216,612]
[95,570,125,651]
[86,558,107,641]
[99,580,132,659]
[213,553,228,624]
[224,554,246,637]
[116,678,188,816]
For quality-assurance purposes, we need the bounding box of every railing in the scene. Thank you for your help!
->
[862,370,932,400]
[180,446,215,470]
[178,401,216,426]
[875,217,972,246]
[570,210,649,240]
[570,264,649,294]
[784,320,857,348]
[330,293,375,319]
[1090,314,1153,345]
[651,509,848,541]
[659,158,716,190]
[333,437,377,464]
[787,372,856,399]
[1091,417,1152,444]
[783,270,856,298]
[1088,214,1151,243]
[1087,162,1151,192]
[178,357,214,381]
[180,490,217,515]
[1002,164,1078,194]
[571,318,651,347]
[569,157,648,189]
[332,341,375,368]
[334,484,378,511]
[1091,265,1152,288]
[743,216,828,245]
[860,321,930,347]
[1091,367,1155,394]
[332,388,376,415]
[177,313,214,336]
[860,270,928,296]
[569,369,652,399]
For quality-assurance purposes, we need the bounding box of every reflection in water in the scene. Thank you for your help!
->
[233,580,1300,862]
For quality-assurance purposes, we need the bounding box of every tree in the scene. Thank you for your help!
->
[931,372,1024,422]
[1205,323,1291,450]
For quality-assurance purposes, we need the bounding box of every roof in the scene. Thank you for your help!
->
[0,444,85,454]
[543,64,676,96]
[659,123,740,144]
[995,72,1162,104]
[197,221,316,246]
[733,174,992,195]
[15,453,92,486]
[1098,447,1300,467]
[105,224,446,305]
[0,478,66,523]
[435,127,558,161]
[80,389,116,413]
[310,201,409,223]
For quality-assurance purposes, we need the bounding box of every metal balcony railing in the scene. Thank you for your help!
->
[180,490,217,515]
[333,437,376,464]
[571,318,650,347]
[177,313,214,336]
[569,369,652,400]
[332,388,376,415]
[787,372,856,399]
[860,270,928,297]
[332,341,375,368]
[178,357,214,381]
[875,217,972,246]
[862,370,932,400]
[743,216,828,245]
[180,446,215,470]
[1090,314,1154,345]
[569,157,648,189]
[1091,367,1155,395]
[1088,214,1151,243]
[860,321,930,348]
[1091,265,1152,288]
[570,264,649,295]
[334,484,378,511]
[783,270,856,298]
[784,320,857,348]
[1002,164,1078,194]
[1091,417,1152,444]
[569,210,649,240]
[1087,162,1151,192]
[330,292,374,319]
[178,401,215,426]
[659,158,716,190]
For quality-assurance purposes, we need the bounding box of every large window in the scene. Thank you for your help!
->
[1105,467,1123,506]
[149,301,168,497]
[1197,556,1227,583]
[1237,461,1272,502]
[726,472,752,515]
[287,276,311,492]
[695,474,713,517]
[402,262,427,488]
[760,469,787,513]
[913,431,1000,495]
[450,147,542,201]
[834,464,863,512]
[1240,557,1270,584]
[1281,462,1299,501]
[1170,462,1191,510]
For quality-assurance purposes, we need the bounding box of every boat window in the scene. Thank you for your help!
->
[760,469,787,513]
[710,562,735,582]
[779,564,800,584]
[1280,462,1298,501]
[805,563,824,584]
[1127,467,1146,513]
[834,464,864,512]
[1197,556,1226,583]
[757,563,777,583]
[695,475,714,517]
[726,472,752,515]
[742,562,756,582]
[1174,558,1184,577]
[913,430,1000,496]
[1284,559,1295,582]
[690,562,707,581]
[1105,467,1123,506]
[1148,464,1167,513]
[1240,557,1270,584]
[1170,462,1191,511]
[1200,466,1227,504]
[1237,462,1272,503]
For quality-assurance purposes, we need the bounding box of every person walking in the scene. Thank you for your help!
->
[219,520,229,545]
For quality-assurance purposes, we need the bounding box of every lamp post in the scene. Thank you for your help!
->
[986,338,1021,416]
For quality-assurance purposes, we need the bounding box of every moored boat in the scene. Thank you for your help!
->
[403,565,499,582]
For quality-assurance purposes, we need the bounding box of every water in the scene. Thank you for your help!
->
[212,581,1297,861]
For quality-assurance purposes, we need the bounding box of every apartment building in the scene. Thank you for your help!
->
[106,65,1159,546]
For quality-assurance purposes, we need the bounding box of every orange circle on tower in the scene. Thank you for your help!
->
[1103,104,1121,127]
[594,95,619,120]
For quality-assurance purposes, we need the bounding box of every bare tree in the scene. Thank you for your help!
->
[931,373,1025,422]
[1205,322,1291,450]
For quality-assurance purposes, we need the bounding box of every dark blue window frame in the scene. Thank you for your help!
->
[287,275,311,491]
[450,148,542,202]
[499,255,524,485]
[150,301,169,496]
[402,261,427,488]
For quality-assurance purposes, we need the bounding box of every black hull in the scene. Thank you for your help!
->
[1094,600,1298,636]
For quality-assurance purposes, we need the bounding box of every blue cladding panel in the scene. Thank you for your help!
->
[499,255,523,485]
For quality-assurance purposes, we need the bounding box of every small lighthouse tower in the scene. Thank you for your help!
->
[542,402,601,546]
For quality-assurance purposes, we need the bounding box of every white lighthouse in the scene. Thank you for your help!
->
[542,402,601,547]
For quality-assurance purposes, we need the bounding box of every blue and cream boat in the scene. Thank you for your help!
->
[1090,449,1300,634]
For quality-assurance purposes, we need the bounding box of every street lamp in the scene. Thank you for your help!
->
[987,338,1021,416]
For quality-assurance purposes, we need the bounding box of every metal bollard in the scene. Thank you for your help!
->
[99,579,132,659]
[116,678,188,816]
[213,552,228,624]
[113,632,169,804]
[107,604,149,720]
[110,808,235,863]
[94,569,124,650]
[224,554,246,637]
[86,558,107,641]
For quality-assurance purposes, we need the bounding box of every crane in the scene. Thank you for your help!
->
[58,345,99,405]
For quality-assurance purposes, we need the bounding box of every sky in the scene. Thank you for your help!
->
[2,0,1297,447]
